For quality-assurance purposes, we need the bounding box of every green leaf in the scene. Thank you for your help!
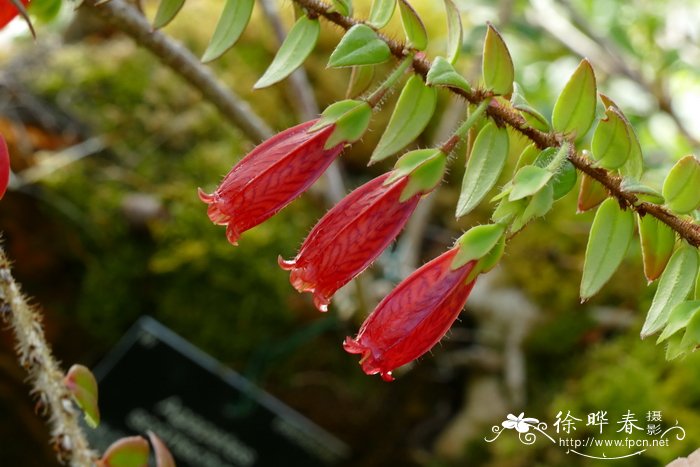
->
[509,165,552,201]
[147,432,175,467]
[638,214,676,283]
[28,0,62,23]
[619,179,664,204]
[666,334,685,360]
[368,0,396,28]
[511,83,549,132]
[254,16,320,89]
[577,171,607,213]
[641,243,699,338]
[370,75,437,163]
[63,364,100,429]
[552,59,597,140]
[680,308,700,354]
[533,146,577,200]
[443,0,462,64]
[346,65,375,98]
[100,437,149,467]
[426,57,471,92]
[662,155,700,214]
[466,234,506,282]
[591,106,632,170]
[515,143,539,171]
[452,223,506,269]
[314,100,372,148]
[398,0,428,50]
[600,94,644,179]
[330,0,352,16]
[492,196,526,224]
[456,123,509,218]
[657,301,700,343]
[580,198,634,301]
[201,0,255,62]
[696,267,700,300]
[153,0,185,29]
[482,23,514,96]
[399,150,447,201]
[328,24,392,67]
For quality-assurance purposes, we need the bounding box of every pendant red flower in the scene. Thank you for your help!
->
[279,172,421,312]
[0,0,29,29]
[344,248,477,381]
[199,120,344,245]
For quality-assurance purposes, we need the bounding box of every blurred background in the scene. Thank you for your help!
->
[0,0,699,465]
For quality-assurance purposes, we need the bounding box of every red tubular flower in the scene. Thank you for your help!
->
[343,248,477,381]
[279,172,421,312]
[0,0,29,29]
[199,120,344,245]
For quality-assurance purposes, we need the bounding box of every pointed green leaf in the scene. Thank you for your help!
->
[368,0,396,28]
[153,0,185,29]
[662,155,700,214]
[100,437,149,467]
[331,0,352,16]
[600,94,644,179]
[641,243,699,338]
[466,234,506,282]
[399,150,447,201]
[580,198,634,301]
[666,333,685,360]
[511,83,549,132]
[452,223,506,269]
[370,75,437,163]
[398,0,428,50]
[443,0,462,64]
[63,364,100,429]
[456,123,509,218]
[482,23,514,96]
[201,0,255,62]
[328,24,392,67]
[426,57,471,92]
[147,432,176,467]
[509,165,552,201]
[254,16,320,89]
[657,301,700,343]
[619,179,664,204]
[591,106,632,170]
[492,196,527,224]
[638,214,676,283]
[346,65,375,98]
[577,172,607,213]
[680,308,700,354]
[552,59,597,140]
[515,143,539,171]
[511,183,554,233]
[533,146,577,200]
[326,101,372,149]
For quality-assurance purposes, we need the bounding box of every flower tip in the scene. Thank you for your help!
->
[197,187,215,204]
[342,337,364,354]
[277,255,297,271]
[225,223,240,246]
[313,293,331,312]
[380,371,394,382]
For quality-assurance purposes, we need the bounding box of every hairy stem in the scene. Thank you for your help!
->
[0,247,97,466]
[292,0,700,248]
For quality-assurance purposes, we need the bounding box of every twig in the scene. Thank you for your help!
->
[291,0,700,248]
[0,246,97,466]
[80,0,273,142]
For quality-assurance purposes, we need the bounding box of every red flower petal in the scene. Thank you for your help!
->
[0,0,29,30]
[200,120,344,244]
[344,248,476,381]
[280,172,420,311]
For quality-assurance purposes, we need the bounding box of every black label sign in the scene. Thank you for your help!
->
[88,317,349,466]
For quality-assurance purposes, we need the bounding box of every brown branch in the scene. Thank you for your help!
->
[0,246,97,466]
[292,0,700,248]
